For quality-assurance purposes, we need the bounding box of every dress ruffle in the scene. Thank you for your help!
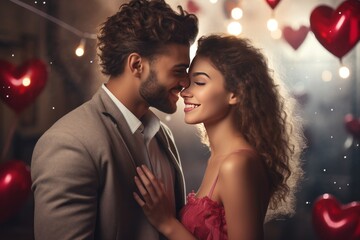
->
[179,192,228,240]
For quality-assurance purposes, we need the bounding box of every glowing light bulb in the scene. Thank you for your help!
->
[227,21,242,36]
[22,77,31,87]
[75,38,86,57]
[231,7,243,20]
[267,18,278,32]
[339,66,350,79]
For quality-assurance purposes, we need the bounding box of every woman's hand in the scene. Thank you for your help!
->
[133,165,175,233]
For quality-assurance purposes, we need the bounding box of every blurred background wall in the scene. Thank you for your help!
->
[0,0,359,239]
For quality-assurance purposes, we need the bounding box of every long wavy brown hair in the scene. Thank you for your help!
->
[97,0,198,76]
[195,34,306,220]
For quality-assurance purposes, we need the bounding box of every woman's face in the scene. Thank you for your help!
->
[180,56,235,125]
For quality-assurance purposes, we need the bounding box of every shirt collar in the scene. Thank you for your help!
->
[102,84,160,137]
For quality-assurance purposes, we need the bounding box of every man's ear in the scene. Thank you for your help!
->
[128,53,143,76]
[228,92,239,105]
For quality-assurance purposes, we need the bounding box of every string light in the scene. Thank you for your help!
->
[9,0,97,57]
[267,18,278,32]
[231,7,243,20]
[227,21,242,36]
[75,38,86,57]
[22,77,31,87]
[339,65,350,79]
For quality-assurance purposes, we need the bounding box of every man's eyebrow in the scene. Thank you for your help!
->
[191,72,211,79]
[174,64,189,69]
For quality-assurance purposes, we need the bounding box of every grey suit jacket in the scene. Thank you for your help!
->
[31,87,186,240]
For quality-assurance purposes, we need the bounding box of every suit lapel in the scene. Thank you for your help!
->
[156,125,186,208]
[94,88,147,169]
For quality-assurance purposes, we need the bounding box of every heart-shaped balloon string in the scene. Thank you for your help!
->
[310,0,360,59]
[282,25,309,50]
[344,114,360,140]
[0,59,48,114]
[312,193,360,240]
[265,0,281,10]
[0,160,32,223]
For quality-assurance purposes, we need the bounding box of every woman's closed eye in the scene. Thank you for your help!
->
[194,82,205,86]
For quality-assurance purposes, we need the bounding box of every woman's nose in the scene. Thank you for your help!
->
[180,85,191,98]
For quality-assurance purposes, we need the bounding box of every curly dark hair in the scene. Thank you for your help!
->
[194,34,305,220]
[97,0,198,76]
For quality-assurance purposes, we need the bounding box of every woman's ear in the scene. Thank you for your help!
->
[228,92,239,105]
[128,53,143,76]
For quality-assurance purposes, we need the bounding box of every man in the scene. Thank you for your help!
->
[31,0,198,239]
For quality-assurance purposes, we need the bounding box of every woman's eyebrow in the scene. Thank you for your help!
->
[191,72,211,79]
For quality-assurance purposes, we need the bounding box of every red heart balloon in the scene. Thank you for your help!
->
[265,0,281,10]
[312,194,360,240]
[282,25,310,50]
[344,114,360,140]
[310,0,360,59]
[0,59,48,113]
[0,160,32,223]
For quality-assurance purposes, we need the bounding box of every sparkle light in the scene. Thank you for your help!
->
[227,21,242,36]
[321,70,332,82]
[22,77,31,87]
[209,0,218,3]
[231,7,243,20]
[267,18,278,32]
[75,38,86,57]
[339,66,350,79]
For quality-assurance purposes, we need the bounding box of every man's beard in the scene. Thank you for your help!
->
[139,69,177,114]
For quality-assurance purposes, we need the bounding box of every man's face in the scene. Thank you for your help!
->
[139,44,190,114]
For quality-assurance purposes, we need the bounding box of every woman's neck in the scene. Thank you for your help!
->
[205,116,250,158]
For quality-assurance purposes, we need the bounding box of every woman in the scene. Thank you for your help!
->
[133,34,305,240]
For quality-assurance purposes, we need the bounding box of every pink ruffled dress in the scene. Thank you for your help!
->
[179,175,227,240]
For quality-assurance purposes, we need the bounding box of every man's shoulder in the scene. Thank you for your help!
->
[43,95,105,138]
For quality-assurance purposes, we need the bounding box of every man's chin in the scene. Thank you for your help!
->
[154,105,177,114]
